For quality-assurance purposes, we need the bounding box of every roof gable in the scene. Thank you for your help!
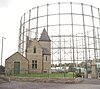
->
[39,28,51,41]
[5,51,28,61]
[28,38,41,48]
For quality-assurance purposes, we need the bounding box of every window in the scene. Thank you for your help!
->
[32,60,37,69]
[33,46,36,53]
[46,56,47,61]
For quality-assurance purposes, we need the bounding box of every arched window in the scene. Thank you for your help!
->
[33,46,36,53]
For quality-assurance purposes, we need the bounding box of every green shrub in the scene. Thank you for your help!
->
[75,73,82,77]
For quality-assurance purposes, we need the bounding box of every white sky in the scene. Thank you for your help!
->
[0,0,100,66]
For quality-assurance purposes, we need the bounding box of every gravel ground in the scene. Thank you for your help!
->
[0,81,100,89]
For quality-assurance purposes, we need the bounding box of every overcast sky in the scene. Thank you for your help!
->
[0,0,100,66]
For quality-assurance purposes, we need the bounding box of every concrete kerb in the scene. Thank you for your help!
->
[10,77,83,84]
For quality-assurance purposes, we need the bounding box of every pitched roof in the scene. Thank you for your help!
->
[39,28,51,41]
[5,51,28,62]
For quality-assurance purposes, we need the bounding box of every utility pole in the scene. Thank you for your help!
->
[1,37,6,66]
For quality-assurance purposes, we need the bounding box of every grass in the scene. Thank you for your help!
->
[14,72,74,78]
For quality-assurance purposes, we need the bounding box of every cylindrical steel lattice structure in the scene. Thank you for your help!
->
[18,2,100,66]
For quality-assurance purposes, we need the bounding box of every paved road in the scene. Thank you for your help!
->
[81,78,100,85]
[0,79,100,89]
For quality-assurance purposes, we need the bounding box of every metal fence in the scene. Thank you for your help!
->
[4,68,83,78]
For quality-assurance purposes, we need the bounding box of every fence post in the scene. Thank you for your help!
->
[48,69,49,78]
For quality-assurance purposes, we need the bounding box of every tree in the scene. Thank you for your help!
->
[0,65,5,74]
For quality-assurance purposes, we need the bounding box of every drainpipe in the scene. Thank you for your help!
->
[25,36,29,74]
[42,49,44,73]
[25,49,29,74]
[27,59,29,74]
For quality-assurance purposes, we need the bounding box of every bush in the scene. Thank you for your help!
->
[75,73,82,77]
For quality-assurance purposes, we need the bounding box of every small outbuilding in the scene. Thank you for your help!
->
[5,52,28,75]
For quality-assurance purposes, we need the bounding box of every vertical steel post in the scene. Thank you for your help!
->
[97,28,100,58]
[70,37,72,63]
[27,10,31,73]
[82,37,84,62]
[25,10,31,58]
[70,2,75,77]
[91,5,96,60]
[81,3,88,78]
[98,8,100,58]
[58,2,61,68]
[87,32,90,60]
[36,6,39,39]
[76,34,78,67]
[22,13,25,55]
[1,37,5,66]
[51,35,53,65]
[64,36,65,62]
[70,2,75,65]
[28,9,31,38]
[91,5,97,79]
[1,37,3,66]
[47,4,49,33]
[18,17,22,53]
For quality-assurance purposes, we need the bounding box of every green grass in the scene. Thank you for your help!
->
[14,72,74,78]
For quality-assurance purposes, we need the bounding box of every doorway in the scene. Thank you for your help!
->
[14,62,20,74]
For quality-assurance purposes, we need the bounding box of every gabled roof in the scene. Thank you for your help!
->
[5,51,28,61]
[39,28,51,41]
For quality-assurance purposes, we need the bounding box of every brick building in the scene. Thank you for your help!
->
[5,28,51,74]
